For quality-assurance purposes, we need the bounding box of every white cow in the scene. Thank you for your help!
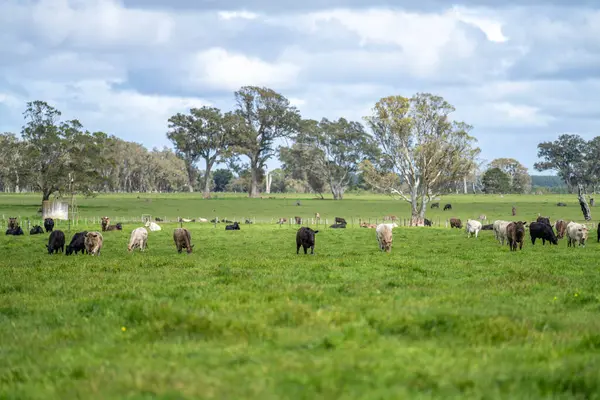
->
[466,219,482,238]
[493,220,511,245]
[198,218,208,223]
[128,227,148,252]
[376,223,393,252]
[144,221,162,231]
[566,222,588,247]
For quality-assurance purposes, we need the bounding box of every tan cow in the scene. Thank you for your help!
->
[376,224,393,252]
[85,231,104,256]
[173,228,193,254]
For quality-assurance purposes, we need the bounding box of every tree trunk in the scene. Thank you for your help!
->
[203,158,212,199]
[42,188,52,201]
[578,184,592,220]
[186,163,195,193]
[463,176,468,194]
[249,163,259,198]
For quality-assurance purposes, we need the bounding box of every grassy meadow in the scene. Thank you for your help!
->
[1,193,600,399]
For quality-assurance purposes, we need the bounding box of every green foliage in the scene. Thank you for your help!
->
[213,169,234,192]
[488,158,531,193]
[535,134,587,192]
[233,86,301,197]
[363,93,480,220]
[1,193,600,398]
[482,167,511,194]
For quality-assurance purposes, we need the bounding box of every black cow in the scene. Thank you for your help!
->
[430,203,439,209]
[46,230,65,254]
[330,223,347,229]
[6,227,23,235]
[155,217,163,222]
[296,227,319,255]
[335,217,347,225]
[481,224,494,230]
[44,218,54,232]
[245,219,253,224]
[597,222,600,243]
[443,204,452,211]
[536,216,551,226]
[225,222,240,230]
[66,231,88,255]
[424,218,432,226]
[557,202,567,207]
[30,225,44,235]
[530,222,558,245]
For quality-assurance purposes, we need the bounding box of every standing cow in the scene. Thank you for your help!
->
[555,219,567,239]
[376,223,393,252]
[128,227,148,252]
[506,221,527,251]
[85,232,104,256]
[566,222,588,247]
[493,220,510,245]
[443,204,452,211]
[449,218,462,229]
[296,227,319,255]
[529,222,558,245]
[46,230,65,254]
[465,219,482,238]
[44,218,54,232]
[173,228,193,254]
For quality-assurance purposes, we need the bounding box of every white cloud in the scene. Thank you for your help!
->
[189,47,301,91]
[218,10,259,20]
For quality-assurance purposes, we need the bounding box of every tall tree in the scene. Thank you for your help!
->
[233,86,301,198]
[361,93,480,225]
[296,117,378,200]
[534,134,587,193]
[213,169,234,192]
[21,101,104,202]
[488,158,531,193]
[167,106,237,197]
[482,167,510,194]
[0,133,28,192]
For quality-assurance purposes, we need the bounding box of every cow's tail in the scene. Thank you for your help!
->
[183,230,191,250]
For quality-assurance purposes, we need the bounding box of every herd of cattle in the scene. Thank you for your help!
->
[3,208,598,256]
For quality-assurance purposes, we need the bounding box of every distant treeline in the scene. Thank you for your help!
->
[531,175,567,188]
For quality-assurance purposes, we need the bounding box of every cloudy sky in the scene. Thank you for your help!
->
[1,0,599,175]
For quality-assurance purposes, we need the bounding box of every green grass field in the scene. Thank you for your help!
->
[1,193,600,399]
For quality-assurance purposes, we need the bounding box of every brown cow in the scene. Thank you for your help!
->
[173,228,193,254]
[512,206,517,216]
[506,221,527,251]
[449,218,462,229]
[294,216,302,224]
[555,219,567,239]
[101,216,110,232]
[277,218,287,225]
[8,217,17,230]
[383,215,398,221]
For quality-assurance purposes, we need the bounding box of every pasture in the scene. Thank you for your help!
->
[1,193,600,399]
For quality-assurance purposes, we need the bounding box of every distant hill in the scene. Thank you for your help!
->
[531,175,566,188]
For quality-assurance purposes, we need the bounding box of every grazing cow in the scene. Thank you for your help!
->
[506,221,527,251]
[277,218,287,225]
[481,224,493,230]
[296,227,319,254]
[557,202,567,207]
[128,227,148,252]
[376,223,393,252]
[465,219,482,238]
[555,219,567,239]
[225,222,240,230]
[296,201,301,206]
[105,223,122,231]
[449,218,462,229]
[430,202,440,209]
[335,217,347,225]
[294,216,302,225]
[173,228,193,254]
[479,214,487,221]
[424,218,432,227]
[144,221,162,232]
[443,204,452,211]
[383,215,398,221]
[512,206,517,216]
[155,217,164,222]
[330,223,347,229]
[5,227,23,235]
[29,225,44,235]
[198,218,208,223]
[536,216,551,226]
[493,220,511,245]
[85,231,104,256]
[566,222,588,247]
[46,230,65,255]
[66,231,88,255]
[44,218,54,232]
[245,219,253,224]
[529,222,558,245]
[8,217,17,230]
[101,216,110,231]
